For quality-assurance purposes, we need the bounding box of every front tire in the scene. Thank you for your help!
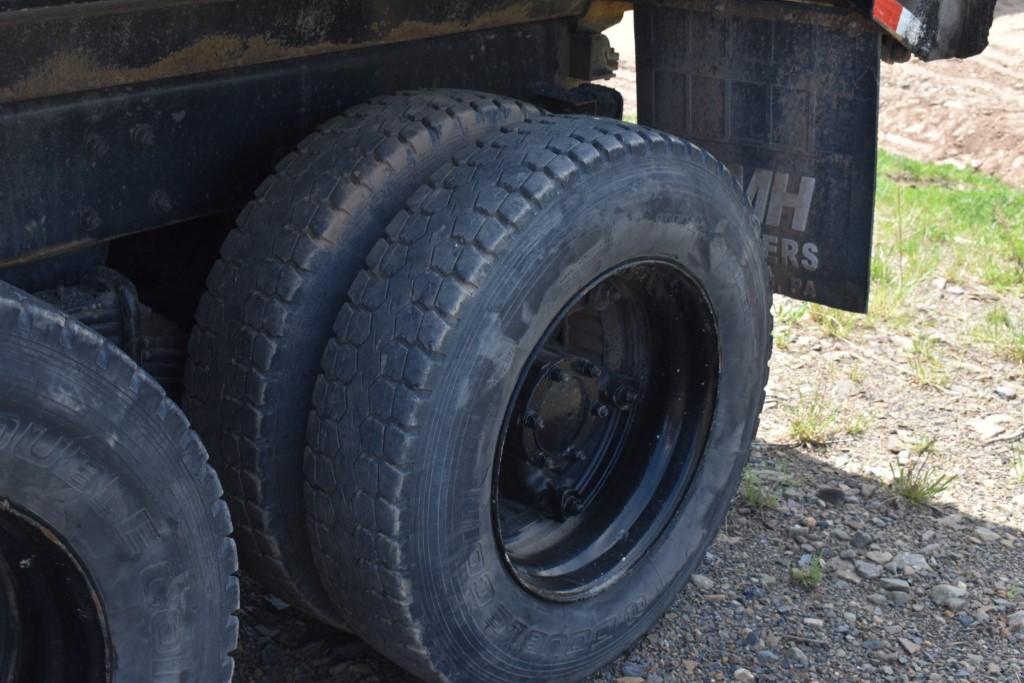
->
[306,116,772,682]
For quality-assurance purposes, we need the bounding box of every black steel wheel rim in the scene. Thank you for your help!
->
[0,502,109,683]
[492,260,719,601]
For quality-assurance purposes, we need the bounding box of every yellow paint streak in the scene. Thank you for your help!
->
[2,1,588,103]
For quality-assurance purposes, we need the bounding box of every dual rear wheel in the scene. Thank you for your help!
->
[187,92,771,681]
[0,90,769,683]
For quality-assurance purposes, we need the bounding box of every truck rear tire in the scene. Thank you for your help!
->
[305,116,772,682]
[0,283,238,683]
[183,90,537,625]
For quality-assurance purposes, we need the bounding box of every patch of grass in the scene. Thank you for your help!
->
[788,384,839,446]
[1012,448,1024,485]
[912,434,937,455]
[909,335,950,389]
[876,151,1024,297]
[1008,584,1022,601]
[889,456,957,505]
[868,280,915,330]
[845,412,870,436]
[789,555,824,590]
[809,304,859,339]
[847,363,866,384]
[773,301,808,351]
[773,326,792,351]
[863,152,1024,335]
[740,470,779,510]
[775,301,809,325]
[974,306,1024,363]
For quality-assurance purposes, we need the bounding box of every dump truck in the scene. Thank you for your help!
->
[0,0,997,680]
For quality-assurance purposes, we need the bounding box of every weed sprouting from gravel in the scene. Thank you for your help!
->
[847,363,866,384]
[845,412,870,436]
[909,335,950,389]
[774,327,792,351]
[789,555,824,590]
[775,301,809,325]
[912,434,937,455]
[773,301,808,351]
[975,306,1024,363]
[809,305,859,339]
[889,456,957,505]
[788,384,839,446]
[1012,449,1024,484]
[740,470,779,510]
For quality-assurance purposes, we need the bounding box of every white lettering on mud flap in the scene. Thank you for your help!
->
[731,166,821,299]
[743,168,816,234]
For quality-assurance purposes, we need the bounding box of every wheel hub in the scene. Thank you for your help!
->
[518,355,637,472]
[492,262,719,601]
[511,347,642,519]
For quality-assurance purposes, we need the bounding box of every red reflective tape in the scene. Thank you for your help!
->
[873,0,904,31]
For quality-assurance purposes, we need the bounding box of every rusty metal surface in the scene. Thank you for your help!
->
[578,0,632,32]
[0,20,566,268]
[0,0,588,104]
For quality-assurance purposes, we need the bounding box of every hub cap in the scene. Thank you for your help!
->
[493,261,719,601]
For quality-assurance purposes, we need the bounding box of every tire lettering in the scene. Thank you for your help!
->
[151,608,184,655]
[142,561,188,677]
[0,417,163,555]
[116,509,161,556]
[461,542,495,608]
[2,416,184,675]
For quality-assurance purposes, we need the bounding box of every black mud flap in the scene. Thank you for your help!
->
[635,0,880,312]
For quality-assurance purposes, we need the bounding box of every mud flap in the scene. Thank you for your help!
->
[635,0,880,312]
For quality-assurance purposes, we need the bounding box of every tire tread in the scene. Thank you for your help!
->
[184,90,537,621]
[305,115,772,680]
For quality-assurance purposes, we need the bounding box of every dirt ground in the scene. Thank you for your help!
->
[605,3,1024,187]
[232,13,1024,683]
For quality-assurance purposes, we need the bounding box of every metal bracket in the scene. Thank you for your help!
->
[568,31,619,80]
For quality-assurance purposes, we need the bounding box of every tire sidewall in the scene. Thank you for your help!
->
[0,330,228,682]
[406,157,769,680]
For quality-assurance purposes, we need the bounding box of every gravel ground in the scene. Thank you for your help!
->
[235,282,1024,683]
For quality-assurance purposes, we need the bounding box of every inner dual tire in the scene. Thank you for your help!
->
[184,90,538,623]
[305,117,772,681]
[0,283,238,683]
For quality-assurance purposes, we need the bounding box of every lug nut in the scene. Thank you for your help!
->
[578,361,602,378]
[549,367,570,383]
[524,412,545,429]
[592,403,610,418]
[614,386,638,410]
[560,489,584,517]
